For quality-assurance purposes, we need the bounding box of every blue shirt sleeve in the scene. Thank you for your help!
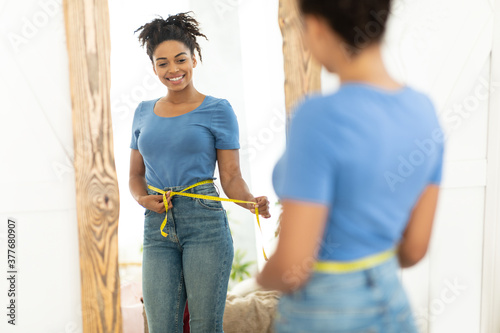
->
[278,100,336,205]
[429,141,444,184]
[424,96,444,185]
[130,102,143,150]
[211,99,240,150]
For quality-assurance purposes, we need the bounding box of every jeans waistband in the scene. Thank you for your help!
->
[313,247,396,274]
[147,181,217,195]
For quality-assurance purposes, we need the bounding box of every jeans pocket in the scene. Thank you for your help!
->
[144,208,154,217]
[224,210,233,243]
[277,294,381,333]
[194,187,223,210]
[195,197,223,210]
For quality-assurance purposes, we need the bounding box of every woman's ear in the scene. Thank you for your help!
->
[303,14,323,42]
[302,14,329,62]
[192,55,198,68]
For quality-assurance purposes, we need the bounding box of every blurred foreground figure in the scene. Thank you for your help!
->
[257,1,444,332]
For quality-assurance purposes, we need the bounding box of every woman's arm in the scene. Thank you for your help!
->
[256,200,328,292]
[217,149,270,218]
[398,184,440,268]
[129,149,171,213]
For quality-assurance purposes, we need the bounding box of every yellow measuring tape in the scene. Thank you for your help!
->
[147,179,268,260]
[313,247,396,273]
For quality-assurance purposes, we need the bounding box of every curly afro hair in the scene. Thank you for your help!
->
[134,11,208,62]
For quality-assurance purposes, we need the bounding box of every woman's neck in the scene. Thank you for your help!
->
[165,83,202,104]
[336,44,401,90]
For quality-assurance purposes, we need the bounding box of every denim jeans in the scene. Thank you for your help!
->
[274,256,419,333]
[142,182,234,333]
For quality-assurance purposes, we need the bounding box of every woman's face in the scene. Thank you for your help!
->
[152,40,197,92]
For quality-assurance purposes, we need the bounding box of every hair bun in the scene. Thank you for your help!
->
[165,12,190,29]
[135,11,207,62]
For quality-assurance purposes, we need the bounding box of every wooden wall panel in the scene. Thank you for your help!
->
[278,0,322,120]
[62,0,122,332]
[481,1,500,331]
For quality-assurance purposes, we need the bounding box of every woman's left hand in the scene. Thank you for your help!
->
[250,196,271,218]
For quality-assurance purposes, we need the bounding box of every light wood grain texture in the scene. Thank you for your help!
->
[62,0,122,332]
[278,0,322,122]
[276,0,322,237]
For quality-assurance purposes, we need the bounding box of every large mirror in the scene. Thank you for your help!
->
[110,1,285,331]
[109,0,497,332]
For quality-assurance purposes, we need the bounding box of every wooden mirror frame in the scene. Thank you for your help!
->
[63,0,122,332]
[61,0,321,332]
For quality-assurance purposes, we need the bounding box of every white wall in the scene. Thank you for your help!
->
[109,0,194,281]
[111,0,285,281]
[383,1,495,332]
[236,0,286,269]
[0,0,83,332]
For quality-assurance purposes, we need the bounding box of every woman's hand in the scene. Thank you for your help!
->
[250,196,271,218]
[256,200,328,292]
[139,191,173,213]
[217,149,271,218]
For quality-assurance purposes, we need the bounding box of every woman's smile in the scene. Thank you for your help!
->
[166,74,186,84]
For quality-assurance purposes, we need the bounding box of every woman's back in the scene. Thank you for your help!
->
[259,1,442,331]
[273,83,444,261]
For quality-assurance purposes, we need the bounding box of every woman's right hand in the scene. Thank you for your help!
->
[139,191,173,214]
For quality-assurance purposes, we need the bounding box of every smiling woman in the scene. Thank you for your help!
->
[128,11,271,333]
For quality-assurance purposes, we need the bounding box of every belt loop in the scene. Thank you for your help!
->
[366,268,375,287]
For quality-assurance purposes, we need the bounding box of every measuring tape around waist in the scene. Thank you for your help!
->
[146,179,268,260]
[313,247,396,273]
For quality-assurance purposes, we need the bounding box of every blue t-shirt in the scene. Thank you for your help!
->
[272,83,444,261]
[130,95,240,189]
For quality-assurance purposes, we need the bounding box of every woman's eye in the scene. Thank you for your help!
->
[178,59,186,63]
[159,63,166,67]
